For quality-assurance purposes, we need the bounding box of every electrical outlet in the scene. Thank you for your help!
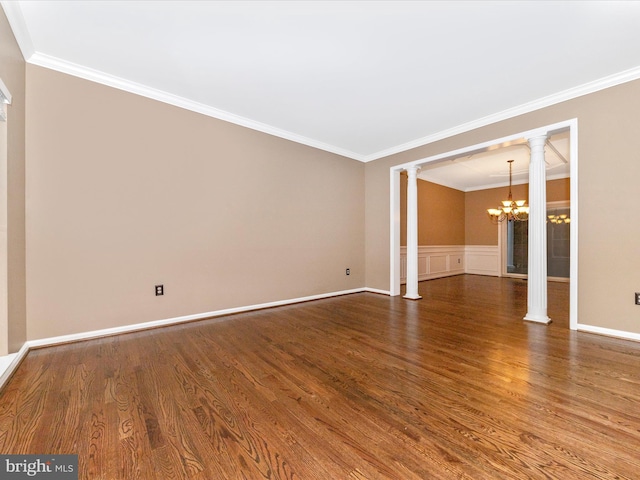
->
[636,292,640,305]
[346,268,350,276]
[155,284,164,296]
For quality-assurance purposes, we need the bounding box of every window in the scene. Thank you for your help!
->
[502,202,570,280]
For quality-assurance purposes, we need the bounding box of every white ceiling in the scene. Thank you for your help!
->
[2,1,640,187]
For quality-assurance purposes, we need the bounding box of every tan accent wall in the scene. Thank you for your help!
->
[399,176,569,246]
[547,177,570,202]
[25,65,365,340]
[0,8,26,353]
[400,173,465,246]
[465,178,570,245]
[365,79,640,334]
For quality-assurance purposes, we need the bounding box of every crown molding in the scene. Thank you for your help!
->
[364,65,640,162]
[419,171,570,193]
[5,0,640,164]
[27,52,367,162]
[459,172,570,193]
[24,51,640,165]
[0,1,35,60]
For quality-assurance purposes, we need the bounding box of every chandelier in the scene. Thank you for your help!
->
[548,212,570,224]
[487,160,529,223]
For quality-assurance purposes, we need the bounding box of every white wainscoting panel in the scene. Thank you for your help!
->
[400,245,500,283]
[464,245,500,276]
[429,255,447,274]
[400,246,466,283]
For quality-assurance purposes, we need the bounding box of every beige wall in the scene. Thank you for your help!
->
[400,174,465,246]
[7,18,640,343]
[0,9,26,353]
[466,178,570,245]
[25,65,365,340]
[365,80,640,334]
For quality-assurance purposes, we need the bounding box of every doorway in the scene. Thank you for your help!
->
[390,119,578,329]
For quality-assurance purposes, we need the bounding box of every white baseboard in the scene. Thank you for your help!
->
[27,288,372,349]
[1,287,385,390]
[363,287,391,295]
[0,343,29,390]
[576,324,640,342]
[5,289,639,391]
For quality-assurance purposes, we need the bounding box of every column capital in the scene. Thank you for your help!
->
[527,134,547,148]
[405,164,421,176]
[527,135,547,163]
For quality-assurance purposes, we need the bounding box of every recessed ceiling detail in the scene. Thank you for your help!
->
[418,132,570,192]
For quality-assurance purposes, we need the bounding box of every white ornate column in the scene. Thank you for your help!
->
[524,135,551,324]
[404,165,422,300]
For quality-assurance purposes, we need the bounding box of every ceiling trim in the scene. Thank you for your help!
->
[29,48,640,165]
[0,1,364,160]
[4,2,640,164]
[463,173,570,193]
[417,173,570,193]
[27,52,367,162]
[366,65,640,163]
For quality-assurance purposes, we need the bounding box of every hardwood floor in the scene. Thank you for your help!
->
[1,275,640,479]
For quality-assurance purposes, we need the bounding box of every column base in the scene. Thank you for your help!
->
[523,314,552,325]
[403,294,422,300]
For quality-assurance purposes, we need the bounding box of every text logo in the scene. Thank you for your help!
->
[0,455,78,479]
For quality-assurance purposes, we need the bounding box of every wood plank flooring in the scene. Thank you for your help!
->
[1,275,640,479]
